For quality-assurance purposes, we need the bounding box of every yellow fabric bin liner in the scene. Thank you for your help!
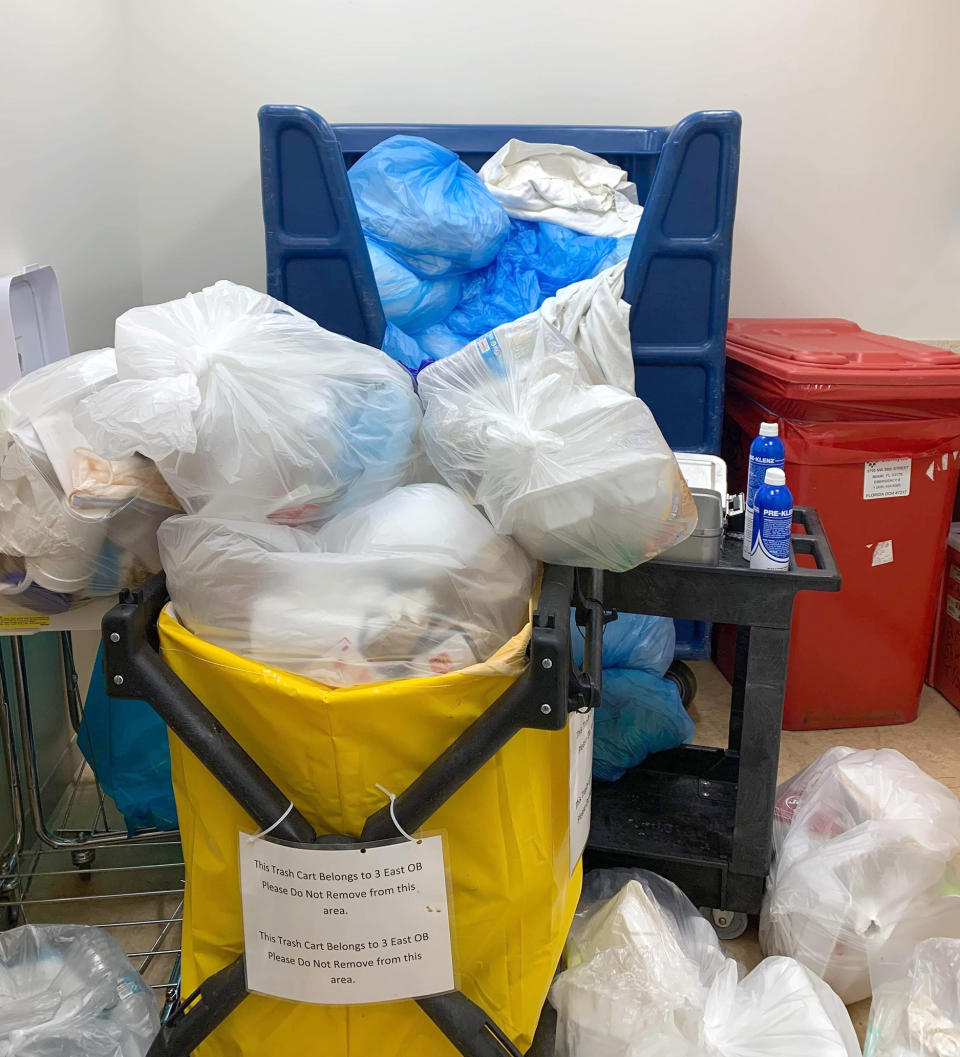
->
[159,605,580,1057]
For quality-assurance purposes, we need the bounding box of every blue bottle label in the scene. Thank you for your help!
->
[751,502,792,569]
[742,437,785,559]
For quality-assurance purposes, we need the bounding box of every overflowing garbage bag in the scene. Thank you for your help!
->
[418,313,696,571]
[865,937,960,1057]
[550,868,861,1056]
[348,134,638,373]
[572,613,692,780]
[0,924,159,1056]
[761,747,960,1004]
[0,351,177,612]
[74,281,422,525]
[77,643,177,833]
[478,139,644,237]
[159,484,536,687]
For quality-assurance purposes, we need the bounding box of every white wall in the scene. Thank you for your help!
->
[124,0,960,338]
[2,1,958,340]
[0,2,142,353]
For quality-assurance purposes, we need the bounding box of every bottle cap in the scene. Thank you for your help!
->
[764,467,786,486]
[759,422,779,437]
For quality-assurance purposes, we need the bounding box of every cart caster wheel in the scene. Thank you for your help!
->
[702,907,748,940]
[666,660,698,708]
[71,848,95,880]
[0,900,19,930]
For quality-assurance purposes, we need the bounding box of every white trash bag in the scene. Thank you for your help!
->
[0,358,176,607]
[159,484,535,687]
[418,314,696,571]
[550,868,860,1057]
[75,281,422,525]
[760,747,960,1005]
[865,937,960,1057]
[537,261,635,395]
[4,348,176,518]
[0,924,159,1056]
[479,140,644,238]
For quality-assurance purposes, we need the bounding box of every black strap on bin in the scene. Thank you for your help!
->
[102,566,605,1057]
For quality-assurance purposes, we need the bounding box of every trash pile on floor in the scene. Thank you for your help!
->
[550,868,862,1056]
[0,924,159,1056]
[761,747,960,1005]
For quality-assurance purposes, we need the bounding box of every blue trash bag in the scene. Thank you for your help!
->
[444,219,622,341]
[349,135,509,278]
[381,323,431,375]
[366,239,461,332]
[405,321,466,365]
[571,611,676,676]
[593,668,694,782]
[77,644,177,833]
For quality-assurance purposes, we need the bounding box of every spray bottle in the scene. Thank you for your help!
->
[743,422,785,560]
[750,467,793,571]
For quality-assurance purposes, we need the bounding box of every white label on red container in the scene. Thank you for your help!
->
[948,597,960,623]
[871,540,894,567]
[239,834,454,1005]
[950,564,960,586]
[864,458,911,500]
[569,709,594,875]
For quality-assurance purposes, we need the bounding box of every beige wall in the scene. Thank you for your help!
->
[125,0,960,339]
[0,1,141,353]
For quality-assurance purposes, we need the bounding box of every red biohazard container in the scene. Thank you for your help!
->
[720,319,960,730]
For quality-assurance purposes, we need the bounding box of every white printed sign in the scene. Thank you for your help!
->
[948,596,960,624]
[239,834,454,1005]
[569,709,594,875]
[864,458,911,500]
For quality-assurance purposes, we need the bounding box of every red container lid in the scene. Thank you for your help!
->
[726,319,960,412]
[726,318,960,386]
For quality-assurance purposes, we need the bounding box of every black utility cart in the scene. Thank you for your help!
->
[588,507,840,938]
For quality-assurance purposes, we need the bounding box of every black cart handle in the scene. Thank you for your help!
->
[791,506,839,578]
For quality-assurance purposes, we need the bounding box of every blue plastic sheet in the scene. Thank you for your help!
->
[366,239,461,332]
[593,669,694,782]
[349,136,509,278]
[572,612,688,780]
[395,222,632,371]
[77,645,177,833]
[444,220,622,341]
[571,611,675,676]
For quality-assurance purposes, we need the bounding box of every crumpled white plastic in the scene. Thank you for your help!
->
[2,348,175,519]
[865,938,960,1057]
[0,924,159,1057]
[159,484,535,687]
[417,313,695,571]
[479,139,644,237]
[550,868,861,1057]
[761,748,960,1005]
[538,261,634,394]
[75,281,423,525]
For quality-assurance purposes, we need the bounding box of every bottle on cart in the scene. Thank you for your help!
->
[750,467,793,571]
[742,422,785,560]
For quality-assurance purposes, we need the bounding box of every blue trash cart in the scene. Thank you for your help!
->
[258,106,741,659]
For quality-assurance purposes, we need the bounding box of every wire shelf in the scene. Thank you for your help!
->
[1,756,183,1009]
